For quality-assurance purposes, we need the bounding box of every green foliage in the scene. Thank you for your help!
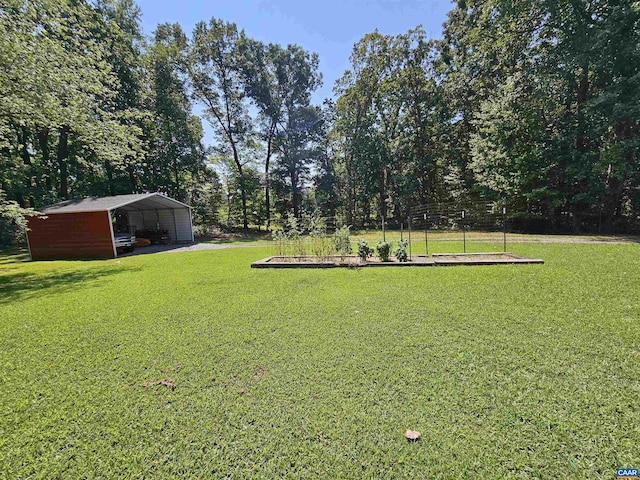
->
[1,0,639,234]
[285,217,306,256]
[333,27,448,226]
[239,40,322,225]
[439,0,640,231]
[270,228,286,256]
[395,239,408,262]
[146,23,208,202]
[0,190,41,247]
[188,18,254,229]
[333,225,352,255]
[328,1,640,232]
[356,240,374,261]
[308,214,332,259]
[376,241,392,261]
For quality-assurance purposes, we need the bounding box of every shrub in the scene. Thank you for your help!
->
[0,191,42,248]
[376,241,392,262]
[191,224,211,238]
[309,217,331,259]
[285,217,305,256]
[395,239,409,262]
[271,229,286,256]
[333,225,352,256]
[356,240,374,261]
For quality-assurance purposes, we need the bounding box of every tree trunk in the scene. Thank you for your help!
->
[226,190,232,227]
[241,189,248,230]
[57,126,70,200]
[378,166,386,223]
[37,128,51,192]
[105,160,115,196]
[229,140,248,230]
[128,165,138,193]
[19,126,35,207]
[172,158,180,199]
[265,129,274,231]
[291,170,299,218]
[346,153,356,226]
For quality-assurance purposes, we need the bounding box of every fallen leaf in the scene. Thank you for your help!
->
[404,429,421,441]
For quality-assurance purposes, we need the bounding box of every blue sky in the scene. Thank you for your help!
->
[135,0,453,144]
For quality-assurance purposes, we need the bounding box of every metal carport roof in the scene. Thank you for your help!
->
[40,193,192,214]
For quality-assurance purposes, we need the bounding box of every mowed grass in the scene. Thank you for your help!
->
[0,241,639,478]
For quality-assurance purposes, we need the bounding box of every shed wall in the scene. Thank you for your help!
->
[127,208,192,242]
[27,211,115,260]
[127,210,147,232]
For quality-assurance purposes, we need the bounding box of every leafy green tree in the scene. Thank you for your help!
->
[272,105,323,218]
[146,23,207,201]
[188,18,253,229]
[441,0,640,231]
[0,0,141,204]
[0,189,41,247]
[333,27,448,225]
[240,40,321,227]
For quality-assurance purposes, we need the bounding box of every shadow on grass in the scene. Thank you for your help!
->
[0,253,30,265]
[0,265,141,304]
[0,247,30,265]
[616,234,640,243]
[118,244,192,257]
[196,231,273,245]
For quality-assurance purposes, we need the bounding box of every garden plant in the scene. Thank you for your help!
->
[376,241,392,261]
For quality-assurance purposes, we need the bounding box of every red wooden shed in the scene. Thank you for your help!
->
[26,193,193,260]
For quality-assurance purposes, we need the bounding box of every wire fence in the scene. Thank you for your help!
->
[268,202,511,259]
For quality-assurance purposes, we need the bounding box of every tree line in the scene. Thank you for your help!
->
[1,0,638,244]
[331,0,639,233]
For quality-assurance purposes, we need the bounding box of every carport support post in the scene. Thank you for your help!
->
[171,208,178,242]
[108,209,117,258]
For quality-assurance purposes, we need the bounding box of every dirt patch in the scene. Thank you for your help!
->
[143,378,177,390]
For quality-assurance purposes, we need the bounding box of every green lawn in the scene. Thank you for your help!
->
[1,240,639,478]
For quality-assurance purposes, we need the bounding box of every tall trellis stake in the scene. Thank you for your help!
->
[462,210,466,253]
[423,213,429,256]
[503,206,507,253]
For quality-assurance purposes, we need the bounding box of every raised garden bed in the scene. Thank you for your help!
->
[251,252,543,268]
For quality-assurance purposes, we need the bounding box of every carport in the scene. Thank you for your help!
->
[27,193,194,260]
